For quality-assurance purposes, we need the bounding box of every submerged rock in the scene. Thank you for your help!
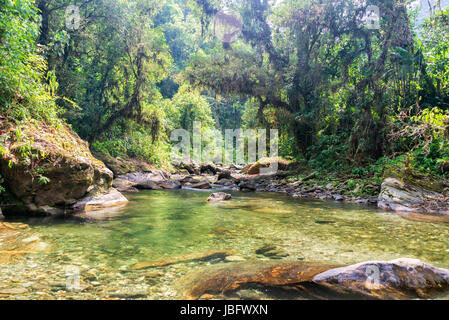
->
[179,258,449,300]
[378,168,449,214]
[255,244,289,259]
[312,258,449,299]
[178,261,338,300]
[191,181,211,189]
[0,222,45,263]
[116,186,139,193]
[130,250,233,270]
[207,192,232,202]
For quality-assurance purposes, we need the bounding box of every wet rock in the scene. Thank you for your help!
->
[238,180,257,192]
[207,192,232,202]
[313,258,449,299]
[178,261,338,300]
[191,181,211,189]
[130,250,234,270]
[241,157,291,175]
[177,175,201,186]
[158,180,181,190]
[217,170,232,181]
[115,170,181,191]
[0,222,40,263]
[73,188,128,212]
[112,177,136,189]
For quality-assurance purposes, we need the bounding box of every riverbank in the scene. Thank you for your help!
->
[105,157,448,217]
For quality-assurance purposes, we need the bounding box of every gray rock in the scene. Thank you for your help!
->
[378,177,449,214]
[333,194,344,201]
[73,188,128,212]
[158,180,181,189]
[313,258,449,299]
[207,192,232,202]
[191,181,211,189]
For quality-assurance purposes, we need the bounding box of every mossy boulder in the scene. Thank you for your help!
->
[0,120,119,216]
[92,151,156,176]
[241,157,291,175]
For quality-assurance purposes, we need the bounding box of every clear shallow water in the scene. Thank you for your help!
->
[2,189,449,299]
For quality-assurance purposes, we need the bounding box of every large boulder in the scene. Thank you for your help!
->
[312,258,449,299]
[378,167,449,214]
[241,157,291,175]
[73,188,128,212]
[191,181,211,189]
[178,261,338,300]
[0,120,124,216]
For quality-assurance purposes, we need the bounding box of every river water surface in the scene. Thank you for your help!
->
[2,189,449,299]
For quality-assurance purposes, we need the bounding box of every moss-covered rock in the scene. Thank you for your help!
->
[241,157,291,175]
[0,120,120,216]
[92,151,156,176]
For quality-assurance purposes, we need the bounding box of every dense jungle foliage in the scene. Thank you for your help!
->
[1,0,448,188]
